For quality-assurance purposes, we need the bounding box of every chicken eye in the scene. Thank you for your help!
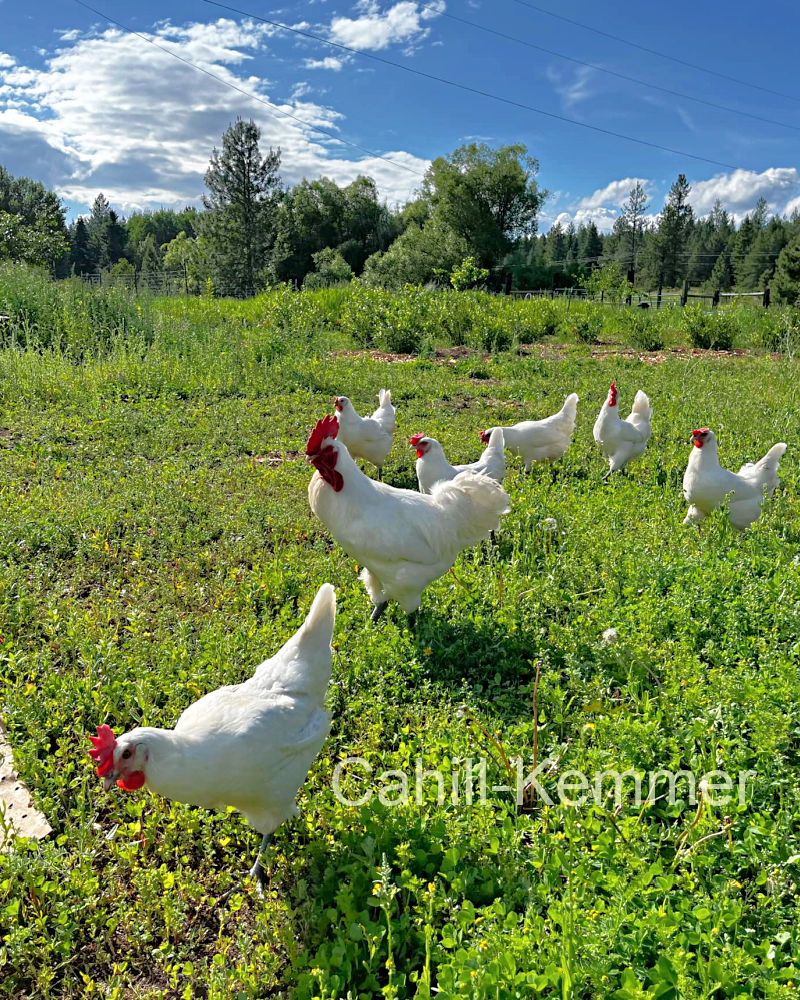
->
[121,749,132,760]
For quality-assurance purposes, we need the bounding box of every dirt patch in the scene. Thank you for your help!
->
[519,342,777,364]
[331,343,778,366]
[332,349,416,364]
[1,718,53,848]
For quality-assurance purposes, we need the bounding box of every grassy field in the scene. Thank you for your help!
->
[1,273,800,998]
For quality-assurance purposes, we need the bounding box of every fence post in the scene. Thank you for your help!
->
[763,287,770,308]
[680,279,689,308]
[712,289,720,308]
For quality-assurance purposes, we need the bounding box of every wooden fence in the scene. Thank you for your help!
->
[509,283,770,308]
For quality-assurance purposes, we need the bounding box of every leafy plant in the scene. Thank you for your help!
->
[620,308,665,351]
[683,304,737,350]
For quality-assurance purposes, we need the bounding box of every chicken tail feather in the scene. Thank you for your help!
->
[429,472,510,548]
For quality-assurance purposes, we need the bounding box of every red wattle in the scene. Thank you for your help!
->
[118,771,146,791]
[415,449,424,458]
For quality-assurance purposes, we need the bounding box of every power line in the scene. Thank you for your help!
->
[71,0,425,179]
[417,2,800,134]
[198,0,746,171]
[509,0,800,107]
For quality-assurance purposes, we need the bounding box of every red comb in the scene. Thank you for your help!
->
[692,427,710,436]
[306,415,339,456]
[610,382,617,392]
[88,723,117,777]
[409,433,425,446]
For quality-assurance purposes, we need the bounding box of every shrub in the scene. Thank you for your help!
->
[757,308,800,355]
[564,304,602,344]
[620,308,665,351]
[682,304,736,350]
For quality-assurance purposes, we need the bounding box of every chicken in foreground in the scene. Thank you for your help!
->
[481,392,579,472]
[683,427,786,531]
[334,393,395,477]
[593,382,652,481]
[88,584,336,884]
[307,415,509,622]
[411,427,505,494]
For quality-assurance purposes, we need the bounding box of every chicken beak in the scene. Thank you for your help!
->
[103,774,116,791]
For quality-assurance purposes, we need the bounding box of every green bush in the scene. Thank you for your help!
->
[620,308,665,351]
[563,303,602,344]
[757,307,800,355]
[682,304,737,350]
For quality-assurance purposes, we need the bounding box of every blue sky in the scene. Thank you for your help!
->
[1,0,798,231]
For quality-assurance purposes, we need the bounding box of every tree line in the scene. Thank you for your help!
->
[2,118,800,303]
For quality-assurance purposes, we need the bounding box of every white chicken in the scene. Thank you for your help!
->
[307,415,509,622]
[411,427,506,494]
[593,382,652,480]
[372,388,396,436]
[334,392,395,477]
[682,427,786,531]
[481,392,579,472]
[88,584,336,883]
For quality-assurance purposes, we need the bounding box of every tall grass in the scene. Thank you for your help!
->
[3,264,796,364]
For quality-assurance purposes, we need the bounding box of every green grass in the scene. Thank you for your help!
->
[1,269,800,998]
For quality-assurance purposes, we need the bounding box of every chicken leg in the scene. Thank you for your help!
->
[371,601,388,624]
[249,832,272,885]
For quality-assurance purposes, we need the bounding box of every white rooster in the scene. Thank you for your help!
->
[683,427,786,531]
[334,392,395,477]
[481,392,579,472]
[307,415,509,623]
[593,382,652,480]
[411,427,506,494]
[88,584,336,884]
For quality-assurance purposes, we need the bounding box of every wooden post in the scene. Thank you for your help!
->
[763,287,771,308]
[656,284,662,309]
[680,279,689,307]
[712,289,720,308]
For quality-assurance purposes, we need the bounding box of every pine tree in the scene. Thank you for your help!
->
[545,222,565,264]
[616,181,649,277]
[200,118,282,297]
[69,217,94,275]
[708,247,733,292]
[578,222,603,268]
[652,174,694,288]
[139,234,163,289]
[769,234,800,303]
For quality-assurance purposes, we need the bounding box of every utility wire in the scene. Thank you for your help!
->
[198,0,745,171]
[71,0,425,178]
[509,0,800,106]
[417,2,800,134]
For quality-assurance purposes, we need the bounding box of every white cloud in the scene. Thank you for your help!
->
[545,65,596,109]
[0,18,429,213]
[689,168,800,219]
[539,177,652,233]
[329,1,443,52]
[304,56,345,70]
[577,177,650,211]
[0,52,16,68]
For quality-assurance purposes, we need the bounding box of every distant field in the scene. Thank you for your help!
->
[1,270,799,998]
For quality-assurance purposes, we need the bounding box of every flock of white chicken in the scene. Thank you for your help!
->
[90,380,787,884]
